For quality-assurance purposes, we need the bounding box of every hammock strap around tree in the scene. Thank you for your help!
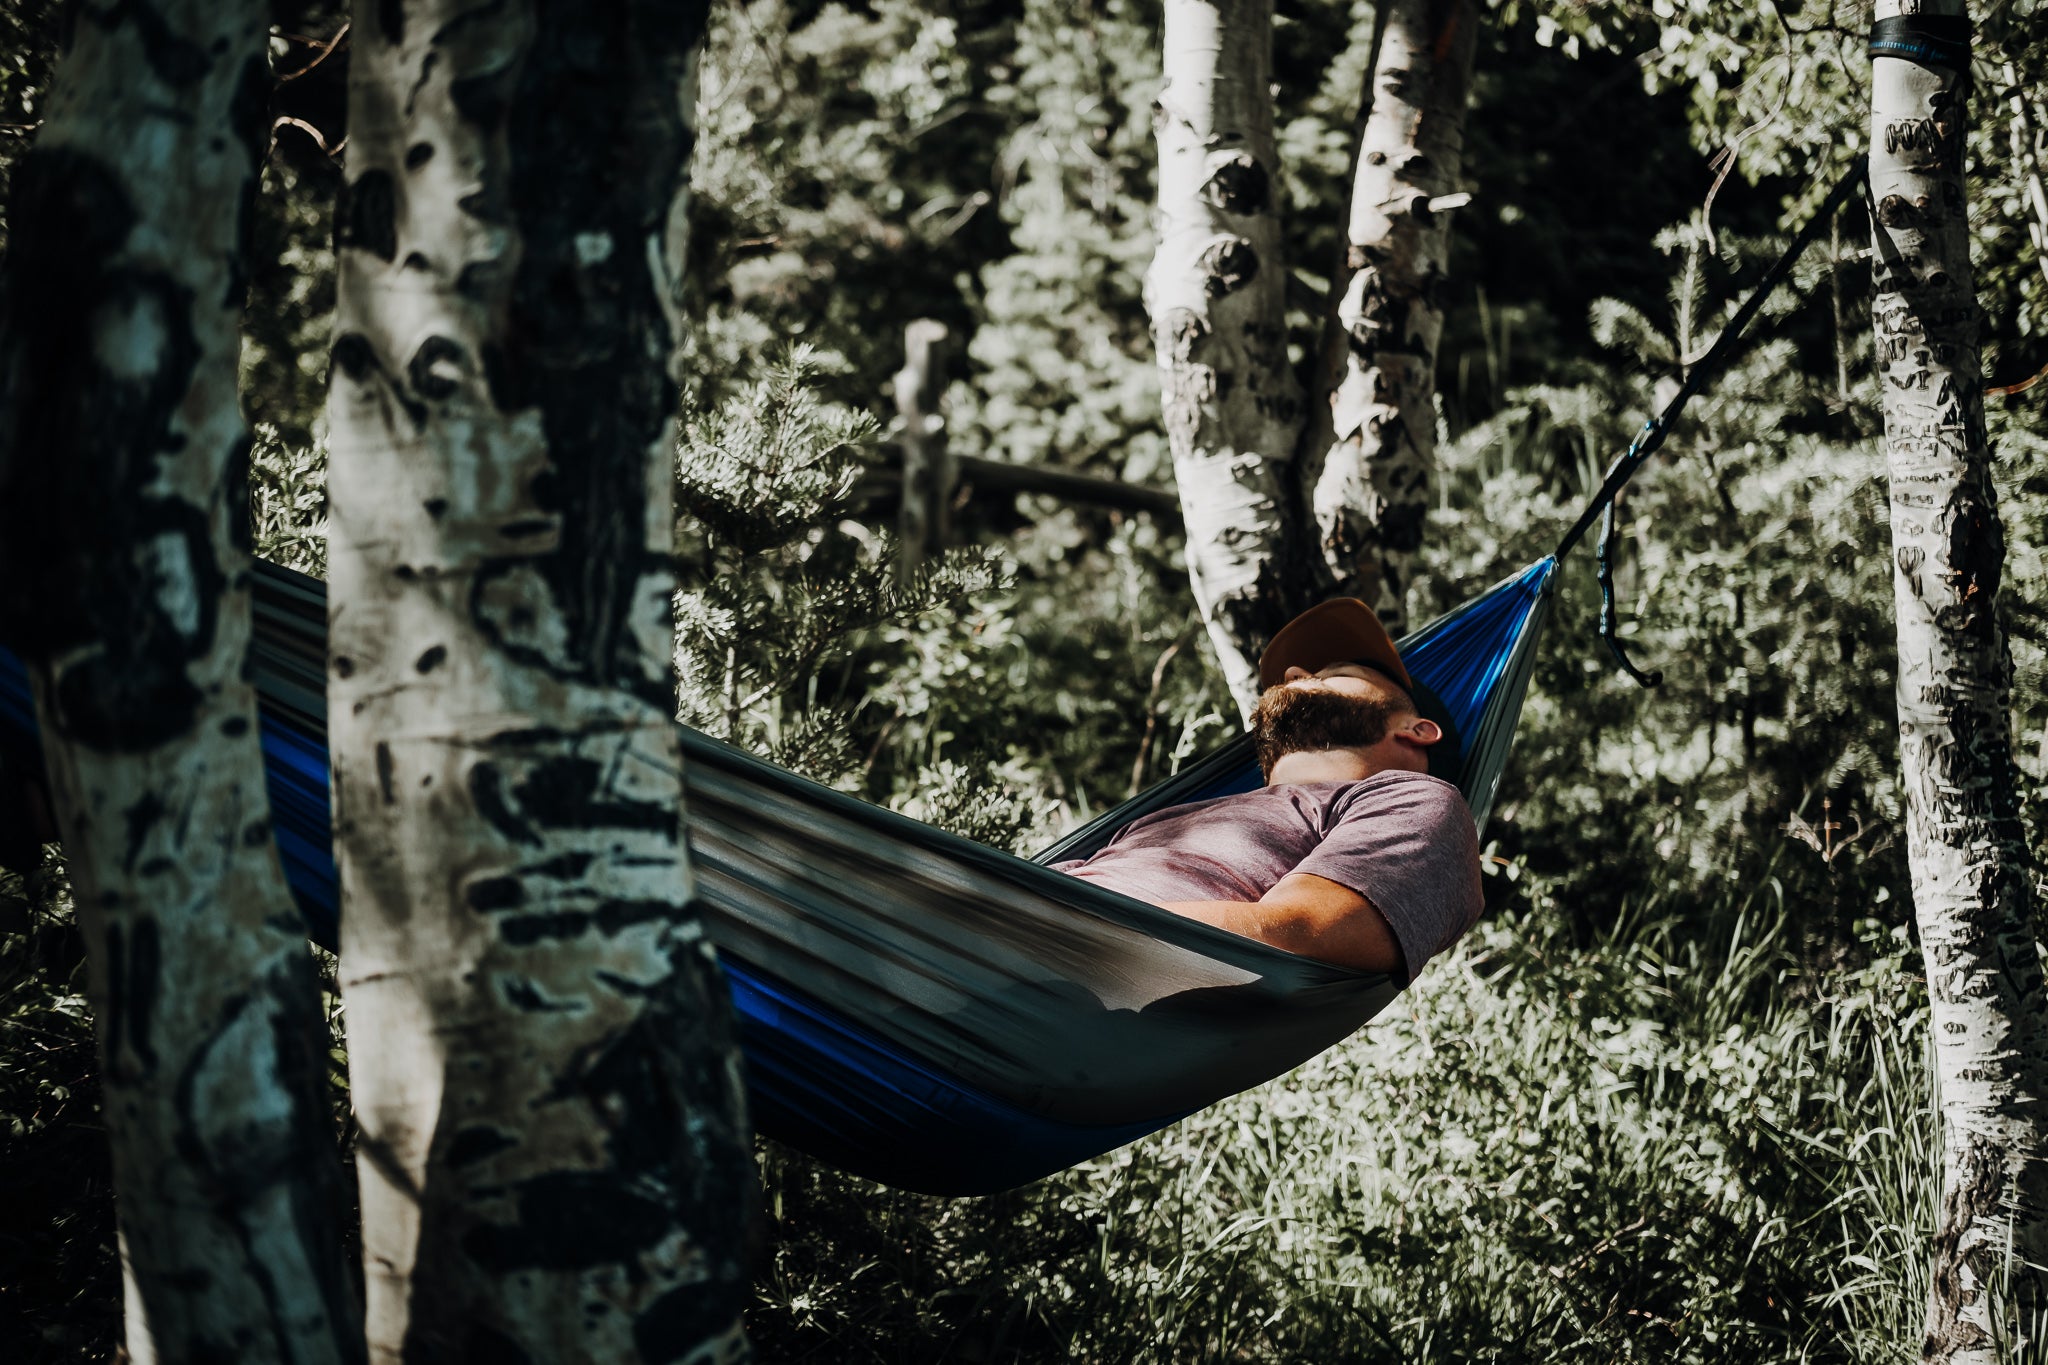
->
[1550,159,1870,687]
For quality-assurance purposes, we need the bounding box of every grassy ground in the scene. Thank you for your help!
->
[746,883,1962,1363]
[4,838,2042,1361]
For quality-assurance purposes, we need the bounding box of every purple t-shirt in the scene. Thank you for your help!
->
[1052,771,1483,980]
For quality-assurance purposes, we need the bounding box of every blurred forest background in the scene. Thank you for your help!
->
[4,0,2048,1359]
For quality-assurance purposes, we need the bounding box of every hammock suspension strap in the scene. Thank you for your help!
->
[1551,160,1871,687]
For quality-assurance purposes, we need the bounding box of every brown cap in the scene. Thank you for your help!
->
[1257,598,1413,693]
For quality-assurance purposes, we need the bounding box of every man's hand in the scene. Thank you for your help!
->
[1161,872,1407,976]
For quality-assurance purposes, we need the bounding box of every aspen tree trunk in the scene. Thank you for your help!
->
[1311,0,1477,634]
[0,4,361,1361]
[1147,0,1320,713]
[326,3,752,1360]
[1867,4,2048,1357]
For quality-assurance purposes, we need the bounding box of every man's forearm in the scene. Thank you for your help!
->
[1160,877,1406,975]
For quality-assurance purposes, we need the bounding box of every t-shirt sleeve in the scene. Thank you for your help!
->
[1291,776,1483,982]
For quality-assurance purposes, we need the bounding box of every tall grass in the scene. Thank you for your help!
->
[749,880,1957,1363]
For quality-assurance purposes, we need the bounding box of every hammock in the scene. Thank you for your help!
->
[0,557,1554,1195]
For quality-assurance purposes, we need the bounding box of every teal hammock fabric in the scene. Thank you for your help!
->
[0,557,1554,1195]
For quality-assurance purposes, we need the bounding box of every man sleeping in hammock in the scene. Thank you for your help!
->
[1052,599,1483,983]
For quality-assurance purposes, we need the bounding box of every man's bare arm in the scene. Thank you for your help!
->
[1161,872,1406,976]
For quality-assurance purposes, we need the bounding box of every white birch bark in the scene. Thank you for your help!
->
[326,3,751,1360]
[1146,0,1318,713]
[0,4,361,1360]
[1311,0,1477,634]
[1868,4,2048,1357]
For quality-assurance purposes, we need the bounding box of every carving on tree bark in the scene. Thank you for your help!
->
[1865,5,2048,1359]
[1145,0,1323,713]
[1312,0,1477,634]
[0,3,361,1361]
[326,3,751,1360]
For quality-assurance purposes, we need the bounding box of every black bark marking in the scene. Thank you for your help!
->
[504,977,576,1012]
[0,150,234,751]
[455,261,502,304]
[471,762,543,846]
[447,1125,518,1168]
[453,0,705,708]
[416,644,447,673]
[121,917,161,1075]
[497,518,553,539]
[91,0,210,87]
[404,141,434,170]
[406,335,466,400]
[330,333,377,383]
[1198,155,1269,216]
[529,851,595,880]
[49,508,218,750]
[231,45,274,152]
[225,55,271,310]
[402,251,432,272]
[122,791,167,873]
[1197,238,1259,298]
[498,910,594,944]
[470,970,749,1290]
[479,342,519,415]
[1943,498,2005,637]
[329,331,427,427]
[424,498,450,519]
[221,715,248,736]
[463,1171,673,1271]
[242,819,269,847]
[139,856,174,877]
[467,875,524,911]
[375,741,397,804]
[498,899,671,946]
[596,970,655,997]
[375,0,405,45]
[513,756,670,834]
[336,169,399,262]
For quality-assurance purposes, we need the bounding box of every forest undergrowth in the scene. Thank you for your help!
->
[749,890,1951,1364]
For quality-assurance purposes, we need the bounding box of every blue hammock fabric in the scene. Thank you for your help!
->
[0,556,1555,1195]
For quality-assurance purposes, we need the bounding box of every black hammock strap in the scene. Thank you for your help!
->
[1550,160,1869,687]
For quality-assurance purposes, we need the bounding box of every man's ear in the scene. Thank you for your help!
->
[1401,716,1444,747]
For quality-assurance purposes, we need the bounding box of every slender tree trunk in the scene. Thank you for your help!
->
[0,4,361,1361]
[1867,4,2048,1358]
[895,318,955,583]
[326,3,752,1360]
[1146,0,1321,713]
[2000,60,2048,290]
[1311,0,1477,634]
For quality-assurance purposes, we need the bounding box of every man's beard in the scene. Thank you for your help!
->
[1252,686,1403,780]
